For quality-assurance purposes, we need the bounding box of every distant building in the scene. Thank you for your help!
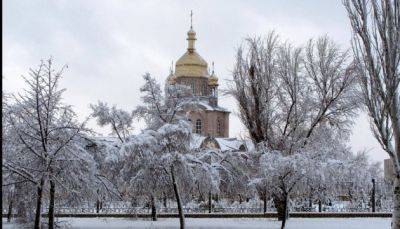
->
[384,159,395,182]
[87,135,251,155]
[166,19,229,138]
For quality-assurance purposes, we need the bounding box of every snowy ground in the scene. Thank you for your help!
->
[2,217,391,229]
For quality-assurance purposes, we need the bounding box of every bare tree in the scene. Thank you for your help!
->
[343,0,400,227]
[230,32,358,228]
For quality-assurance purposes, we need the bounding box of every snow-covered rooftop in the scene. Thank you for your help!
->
[191,134,249,152]
[86,133,249,153]
[179,97,229,113]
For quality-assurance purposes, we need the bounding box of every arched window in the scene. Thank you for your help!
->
[217,118,222,136]
[202,83,207,96]
[195,119,202,134]
[191,81,196,95]
[211,87,217,97]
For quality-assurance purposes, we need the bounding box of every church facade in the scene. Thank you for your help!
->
[166,23,230,138]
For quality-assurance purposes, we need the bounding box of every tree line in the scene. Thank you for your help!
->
[2,1,399,229]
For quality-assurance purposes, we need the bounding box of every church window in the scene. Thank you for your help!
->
[211,88,217,97]
[191,81,196,95]
[217,118,222,136]
[196,119,202,134]
[202,83,207,96]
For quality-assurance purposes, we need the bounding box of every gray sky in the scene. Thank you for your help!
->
[3,0,389,163]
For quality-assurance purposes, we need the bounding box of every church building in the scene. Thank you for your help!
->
[86,15,250,154]
[166,18,230,138]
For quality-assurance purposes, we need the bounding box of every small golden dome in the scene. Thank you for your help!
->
[167,72,177,84]
[208,62,218,86]
[208,72,218,86]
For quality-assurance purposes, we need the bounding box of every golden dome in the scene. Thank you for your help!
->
[208,62,218,86]
[175,51,208,77]
[167,72,176,84]
[209,71,218,86]
[175,27,209,78]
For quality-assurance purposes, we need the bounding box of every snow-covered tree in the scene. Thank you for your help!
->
[230,32,359,228]
[343,1,400,227]
[134,73,191,130]
[117,73,193,228]
[191,148,225,212]
[120,129,169,220]
[89,102,136,211]
[3,59,96,229]
[90,101,134,143]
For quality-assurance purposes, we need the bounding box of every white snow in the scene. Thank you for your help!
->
[215,138,245,152]
[2,217,390,229]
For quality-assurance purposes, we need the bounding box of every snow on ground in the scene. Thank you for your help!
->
[2,217,391,229]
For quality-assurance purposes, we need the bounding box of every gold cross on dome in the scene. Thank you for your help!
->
[190,10,193,29]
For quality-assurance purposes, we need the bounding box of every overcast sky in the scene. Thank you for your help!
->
[3,0,389,163]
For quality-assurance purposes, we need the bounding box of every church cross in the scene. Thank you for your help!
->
[190,10,193,29]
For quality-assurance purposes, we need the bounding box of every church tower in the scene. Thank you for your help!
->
[166,11,229,138]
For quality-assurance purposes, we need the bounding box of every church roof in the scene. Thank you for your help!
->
[86,134,250,158]
[208,63,218,86]
[175,50,208,77]
[190,134,250,152]
[179,97,229,113]
[174,18,210,78]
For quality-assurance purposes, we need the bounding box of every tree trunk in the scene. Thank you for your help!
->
[34,178,45,229]
[7,194,13,222]
[273,192,289,229]
[171,165,185,229]
[96,189,100,213]
[279,194,289,229]
[151,195,157,221]
[163,194,167,208]
[263,194,267,213]
[392,177,400,229]
[390,95,400,229]
[48,180,55,229]
[208,191,212,213]
[274,193,287,221]
[318,199,322,212]
[96,199,100,213]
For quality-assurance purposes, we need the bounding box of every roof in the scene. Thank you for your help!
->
[179,97,229,113]
[175,51,208,77]
[85,134,250,158]
[191,134,249,152]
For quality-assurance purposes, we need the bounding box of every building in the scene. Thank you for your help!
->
[166,20,230,138]
[85,17,249,153]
